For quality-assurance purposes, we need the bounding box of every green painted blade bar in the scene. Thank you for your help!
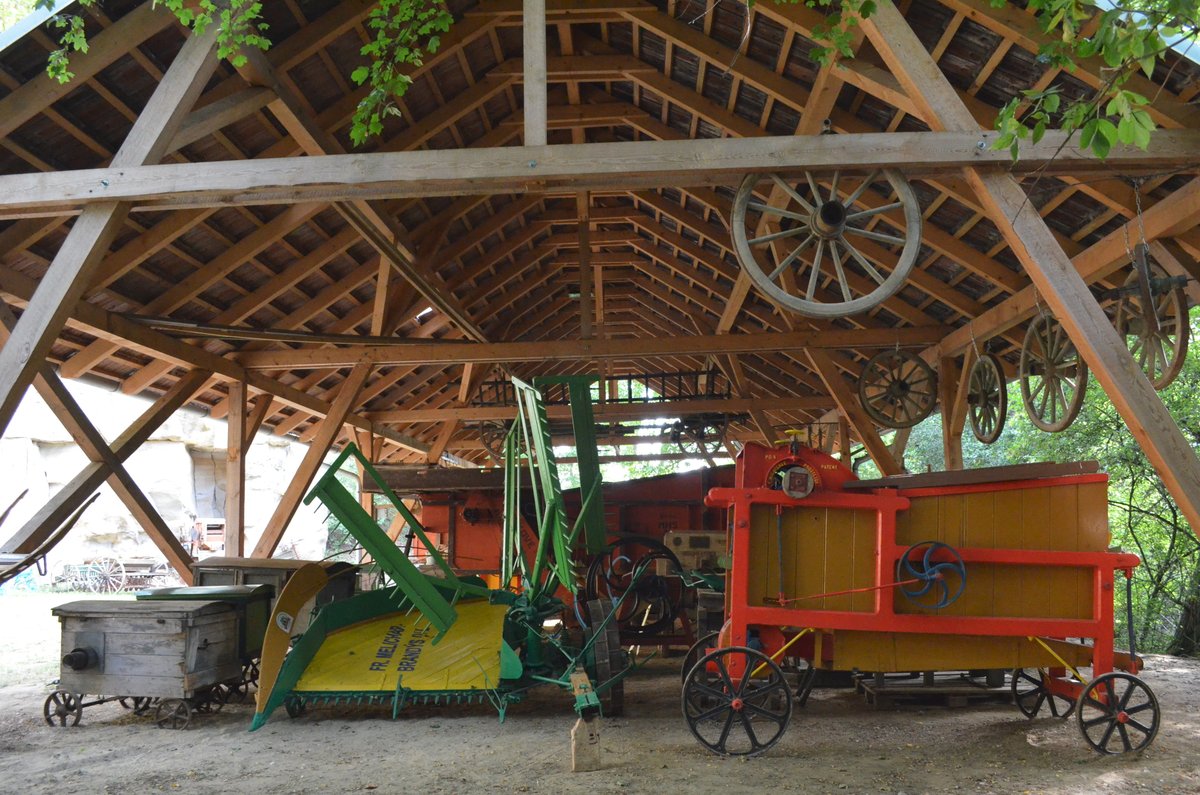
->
[535,376,606,555]
[513,376,573,589]
[304,445,462,638]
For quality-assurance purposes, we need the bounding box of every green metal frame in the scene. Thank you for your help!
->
[304,445,488,642]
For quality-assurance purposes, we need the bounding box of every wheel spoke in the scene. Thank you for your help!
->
[844,170,879,207]
[748,201,811,224]
[843,225,907,247]
[749,225,810,247]
[846,201,903,221]
[739,711,762,750]
[841,238,886,284]
[806,239,826,300]
[766,234,815,280]
[829,240,853,302]
[805,171,824,204]
[1117,723,1133,752]
[769,173,815,213]
[692,702,734,723]
[715,709,737,752]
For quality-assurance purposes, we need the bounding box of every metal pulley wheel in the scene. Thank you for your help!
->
[731,169,923,318]
[682,646,793,756]
[1115,262,1189,390]
[1020,314,1089,432]
[583,536,686,638]
[1075,672,1160,754]
[967,353,1007,444]
[858,349,938,429]
[1011,668,1074,719]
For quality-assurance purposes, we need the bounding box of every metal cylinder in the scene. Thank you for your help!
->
[62,647,96,671]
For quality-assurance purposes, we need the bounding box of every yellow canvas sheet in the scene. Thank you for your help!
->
[296,600,509,694]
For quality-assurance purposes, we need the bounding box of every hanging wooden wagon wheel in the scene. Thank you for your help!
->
[1114,263,1189,390]
[1020,314,1089,433]
[967,353,1007,444]
[730,169,923,318]
[858,349,938,429]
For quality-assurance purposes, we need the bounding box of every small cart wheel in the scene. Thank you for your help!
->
[43,690,82,727]
[1115,262,1189,389]
[1076,672,1160,754]
[682,646,792,757]
[1011,668,1074,719]
[1020,314,1088,432]
[681,632,720,685]
[967,353,1007,444]
[194,684,228,714]
[243,660,260,687]
[858,349,938,429]
[155,698,192,730]
[227,682,250,704]
[284,696,307,719]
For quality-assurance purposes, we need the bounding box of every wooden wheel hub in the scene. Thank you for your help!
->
[813,201,847,237]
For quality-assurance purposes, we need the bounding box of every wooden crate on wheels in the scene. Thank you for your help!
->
[682,442,1156,757]
[46,597,246,730]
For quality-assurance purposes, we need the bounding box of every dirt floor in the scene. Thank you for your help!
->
[2,591,1199,794]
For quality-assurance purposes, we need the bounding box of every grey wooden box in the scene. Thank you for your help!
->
[52,600,242,699]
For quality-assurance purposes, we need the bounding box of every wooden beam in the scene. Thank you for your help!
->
[225,380,248,557]
[939,352,973,471]
[368,394,829,424]
[0,26,220,436]
[523,0,548,147]
[5,131,1195,217]
[0,304,195,580]
[862,0,1200,532]
[807,350,901,476]
[236,326,945,369]
[253,363,372,557]
[0,368,210,556]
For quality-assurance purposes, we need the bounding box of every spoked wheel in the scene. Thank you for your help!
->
[155,698,192,730]
[682,646,792,757]
[583,598,626,717]
[477,420,510,464]
[194,684,228,714]
[967,353,1007,444]
[584,536,685,638]
[43,690,82,727]
[91,558,126,593]
[1076,672,1160,754]
[1020,314,1089,432]
[665,416,727,461]
[681,632,720,685]
[284,696,307,719]
[1011,668,1075,719]
[731,169,924,318]
[1115,264,1189,390]
[858,350,938,429]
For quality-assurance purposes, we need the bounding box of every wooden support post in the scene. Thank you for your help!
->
[225,381,248,557]
[0,26,219,437]
[523,0,547,147]
[939,355,964,471]
[578,192,593,340]
[253,363,372,557]
[862,0,1200,532]
[807,350,902,476]
[838,416,852,465]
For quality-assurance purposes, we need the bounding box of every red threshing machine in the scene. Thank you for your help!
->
[683,441,1157,757]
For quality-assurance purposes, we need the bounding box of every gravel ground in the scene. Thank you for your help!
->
[1,649,1198,795]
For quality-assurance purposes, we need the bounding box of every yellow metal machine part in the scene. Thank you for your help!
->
[746,480,1110,672]
[295,600,510,694]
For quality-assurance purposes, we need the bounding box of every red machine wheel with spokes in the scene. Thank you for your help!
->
[1075,672,1160,754]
